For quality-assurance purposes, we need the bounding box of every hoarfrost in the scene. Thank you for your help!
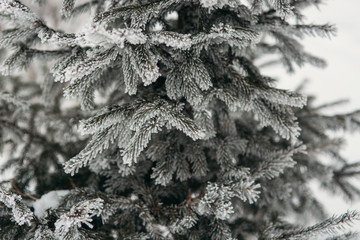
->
[0,188,34,226]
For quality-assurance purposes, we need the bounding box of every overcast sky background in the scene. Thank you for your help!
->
[270,0,360,160]
[261,0,360,230]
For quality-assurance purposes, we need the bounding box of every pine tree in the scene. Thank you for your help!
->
[0,0,360,239]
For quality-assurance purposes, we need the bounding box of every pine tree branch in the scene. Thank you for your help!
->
[273,211,360,239]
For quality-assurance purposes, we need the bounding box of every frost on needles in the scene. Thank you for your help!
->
[0,0,360,239]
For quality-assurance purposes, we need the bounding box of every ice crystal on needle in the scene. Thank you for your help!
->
[0,188,33,226]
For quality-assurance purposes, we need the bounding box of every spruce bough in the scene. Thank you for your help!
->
[0,0,360,239]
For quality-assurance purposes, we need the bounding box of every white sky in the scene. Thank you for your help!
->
[264,1,360,110]
[262,0,360,231]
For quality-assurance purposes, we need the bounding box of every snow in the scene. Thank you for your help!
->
[33,190,69,218]
[130,194,138,201]
[151,22,164,32]
[54,198,104,238]
[154,224,172,239]
[164,11,178,21]
[0,188,34,226]
[200,0,243,11]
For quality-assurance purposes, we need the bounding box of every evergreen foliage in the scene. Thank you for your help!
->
[0,0,359,239]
